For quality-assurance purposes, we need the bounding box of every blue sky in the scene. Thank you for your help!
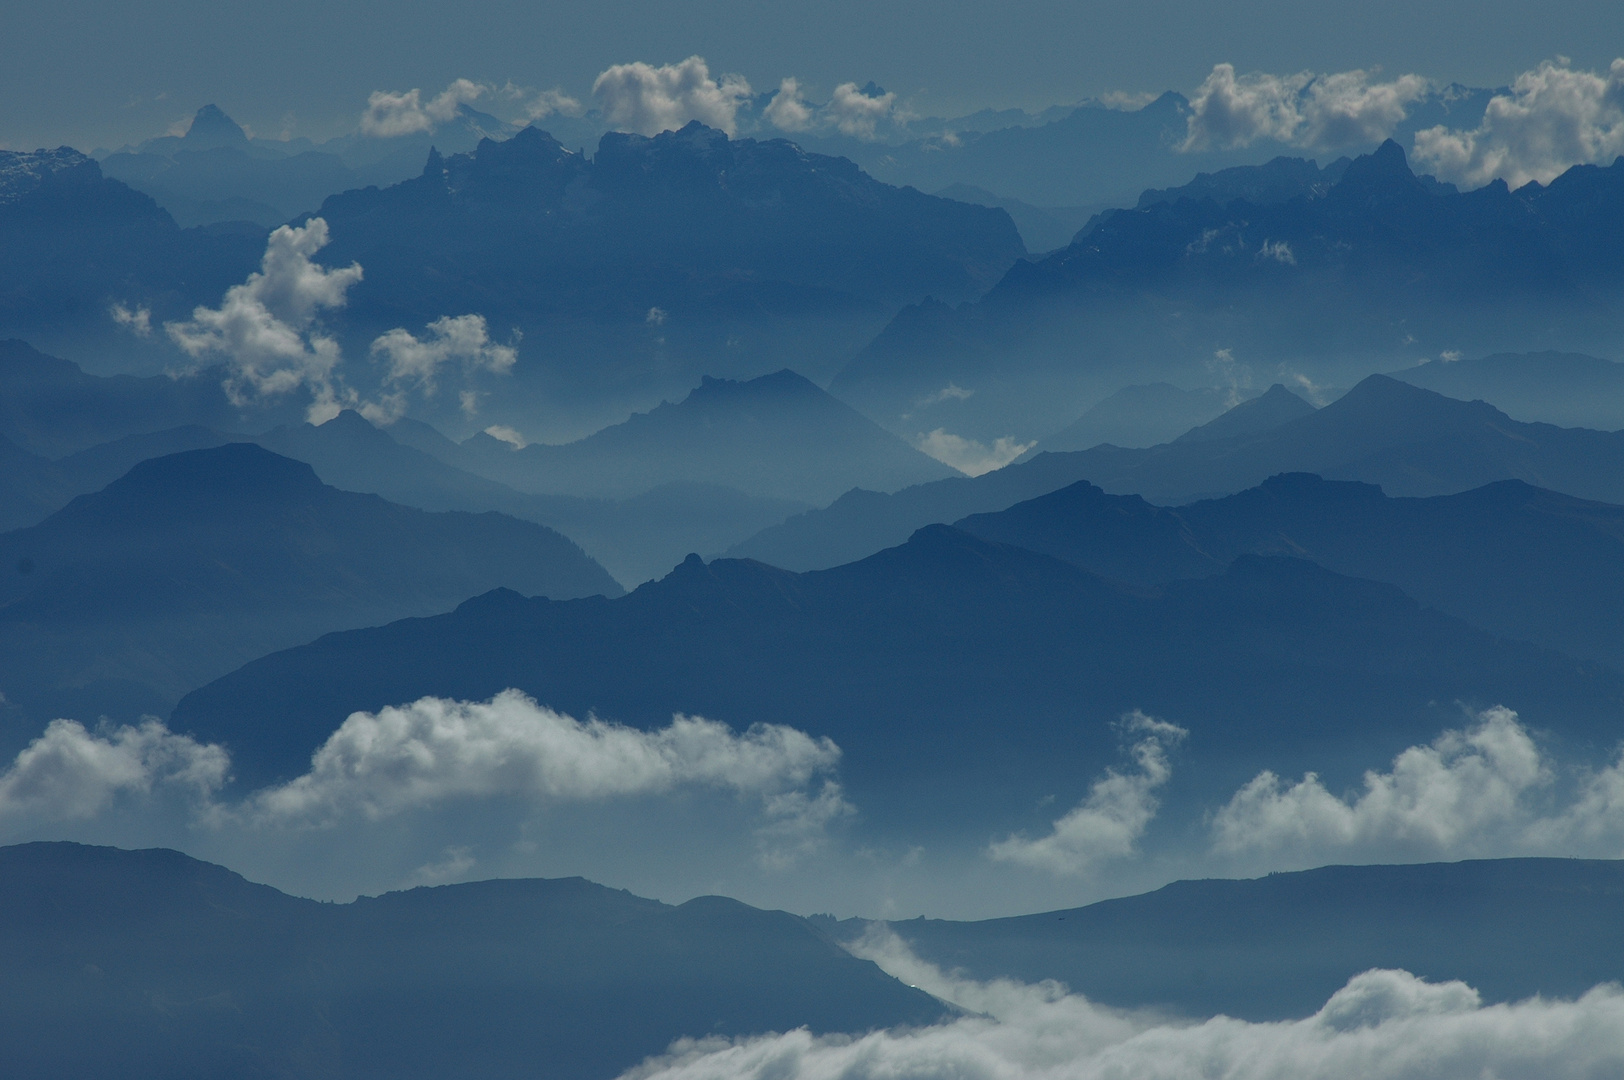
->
[4,0,1621,149]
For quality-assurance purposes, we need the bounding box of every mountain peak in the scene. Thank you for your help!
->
[1175,383,1315,444]
[185,104,250,147]
[1330,139,1430,204]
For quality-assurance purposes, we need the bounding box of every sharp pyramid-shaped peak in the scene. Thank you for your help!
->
[184,104,250,147]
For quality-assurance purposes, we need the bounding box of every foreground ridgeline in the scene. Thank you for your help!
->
[0,842,945,1080]
[4,842,1622,1079]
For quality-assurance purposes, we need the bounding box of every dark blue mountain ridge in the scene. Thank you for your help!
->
[834,856,1624,1022]
[0,443,620,728]
[955,470,1624,670]
[833,141,1624,439]
[172,523,1624,833]
[0,841,946,1080]
[1386,349,1624,430]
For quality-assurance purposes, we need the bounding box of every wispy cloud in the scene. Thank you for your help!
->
[988,712,1186,874]
[109,302,152,338]
[593,57,752,136]
[1412,58,1624,189]
[630,926,1624,1080]
[365,314,518,423]
[1181,63,1429,152]
[914,429,1034,476]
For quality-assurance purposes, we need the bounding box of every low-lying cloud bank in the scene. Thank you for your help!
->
[1215,706,1624,866]
[626,927,1624,1080]
[158,218,513,423]
[0,692,851,868]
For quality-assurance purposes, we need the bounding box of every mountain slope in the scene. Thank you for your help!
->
[0,443,620,725]
[838,857,1624,1021]
[1387,350,1624,430]
[0,842,946,1080]
[173,526,1624,833]
[454,369,957,503]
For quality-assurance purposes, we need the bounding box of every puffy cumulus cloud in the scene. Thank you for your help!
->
[988,712,1186,874]
[628,928,1624,1080]
[0,718,227,822]
[1412,58,1624,189]
[1181,63,1429,152]
[365,314,518,423]
[165,217,362,423]
[109,301,151,337]
[360,78,487,137]
[249,689,846,831]
[1213,706,1624,861]
[763,79,901,141]
[825,82,897,139]
[763,79,816,133]
[914,429,1034,476]
[498,82,585,122]
[167,220,515,424]
[593,57,752,136]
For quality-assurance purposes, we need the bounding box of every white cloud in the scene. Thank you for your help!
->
[629,928,1624,1080]
[360,78,487,137]
[1213,706,1624,863]
[1259,239,1297,265]
[501,83,584,122]
[250,690,845,829]
[989,712,1186,874]
[914,429,1034,476]
[364,314,517,423]
[482,424,527,448]
[1181,63,1429,152]
[763,79,900,141]
[0,718,227,822]
[825,83,897,140]
[165,217,362,423]
[1412,58,1624,189]
[109,302,152,337]
[763,79,816,133]
[593,57,752,136]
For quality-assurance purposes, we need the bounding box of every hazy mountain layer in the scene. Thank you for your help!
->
[834,142,1624,440]
[0,842,945,1080]
[0,444,620,726]
[1386,350,1624,430]
[449,369,956,503]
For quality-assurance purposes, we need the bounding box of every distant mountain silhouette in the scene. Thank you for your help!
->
[835,857,1624,1021]
[173,526,1624,828]
[1170,383,1316,443]
[1387,350,1624,430]
[1133,154,1355,209]
[833,141,1624,441]
[957,471,1624,669]
[1056,374,1624,504]
[0,339,247,457]
[0,444,619,726]
[1031,382,1264,454]
[0,842,945,1080]
[452,369,956,502]
[0,154,266,346]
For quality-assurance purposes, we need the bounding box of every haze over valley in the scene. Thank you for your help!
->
[5,16,1624,1078]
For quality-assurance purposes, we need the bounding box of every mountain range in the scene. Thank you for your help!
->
[0,842,944,1080]
[0,443,618,729]
[833,141,1624,441]
[732,375,1624,572]
[1385,350,1624,430]
[172,523,1624,844]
